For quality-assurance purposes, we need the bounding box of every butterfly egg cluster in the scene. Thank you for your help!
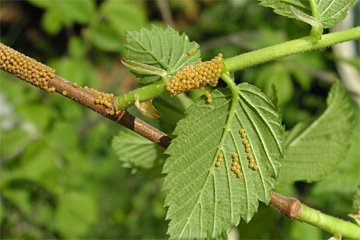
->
[215,153,223,167]
[239,129,246,138]
[204,90,212,103]
[247,154,258,170]
[231,153,242,178]
[0,43,56,92]
[242,139,252,153]
[83,86,118,115]
[240,130,259,171]
[166,53,223,96]
[187,49,196,56]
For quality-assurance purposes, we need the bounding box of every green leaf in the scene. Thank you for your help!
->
[0,129,29,157]
[112,129,165,175]
[9,140,57,182]
[42,7,63,35]
[122,58,167,77]
[125,25,201,85]
[258,0,356,29]
[17,104,51,131]
[28,0,53,9]
[68,37,85,59]
[41,0,96,35]
[290,5,323,40]
[59,0,96,24]
[153,93,193,135]
[101,0,147,36]
[55,191,98,238]
[255,63,294,105]
[290,220,322,239]
[163,83,284,239]
[90,23,124,53]
[310,103,360,193]
[279,81,353,183]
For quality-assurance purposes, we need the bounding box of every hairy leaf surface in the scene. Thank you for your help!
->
[125,25,200,85]
[163,83,284,239]
[279,81,353,183]
[112,129,165,175]
[259,0,356,29]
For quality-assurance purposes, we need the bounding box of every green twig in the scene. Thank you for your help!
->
[270,192,360,239]
[298,204,360,239]
[115,27,360,109]
[224,27,360,72]
[115,80,167,110]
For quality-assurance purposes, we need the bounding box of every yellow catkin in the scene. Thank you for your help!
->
[0,43,56,92]
[166,53,223,96]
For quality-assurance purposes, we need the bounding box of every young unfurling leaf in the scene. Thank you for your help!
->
[125,25,201,85]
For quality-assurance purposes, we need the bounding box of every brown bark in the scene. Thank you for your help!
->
[48,75,172,149]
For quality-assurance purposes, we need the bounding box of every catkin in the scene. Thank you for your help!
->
[0,42,56,92]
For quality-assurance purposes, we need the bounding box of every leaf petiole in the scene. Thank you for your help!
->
[115,80,167,110]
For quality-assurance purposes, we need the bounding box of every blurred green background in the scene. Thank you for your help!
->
[1,0,359,239]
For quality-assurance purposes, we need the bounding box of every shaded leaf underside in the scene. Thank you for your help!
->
[279,81,353,183]
[163,83,283,239]
[258,0,356,29]
[112,129,165,174]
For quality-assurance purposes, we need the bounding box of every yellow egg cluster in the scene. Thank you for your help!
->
[187,49,196,56]
[231,153,242,178]
[84,86,117,115]
[204,90,212,103]
[166,53,223,96]
[247,154,258,170]
[243,139,251,153]
[239,129,246,138]
[240,129,258,171]
[215,153,223,167]
[0,43,56,92]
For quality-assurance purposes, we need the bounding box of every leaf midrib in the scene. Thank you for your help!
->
[128,32,169,71]
[177,88,238,239]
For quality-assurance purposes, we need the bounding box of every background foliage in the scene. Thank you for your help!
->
[0,0,359,239]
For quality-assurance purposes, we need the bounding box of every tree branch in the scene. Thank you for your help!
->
[0,42,171,149]
[49,75,172,148]
[2,42,359,239]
